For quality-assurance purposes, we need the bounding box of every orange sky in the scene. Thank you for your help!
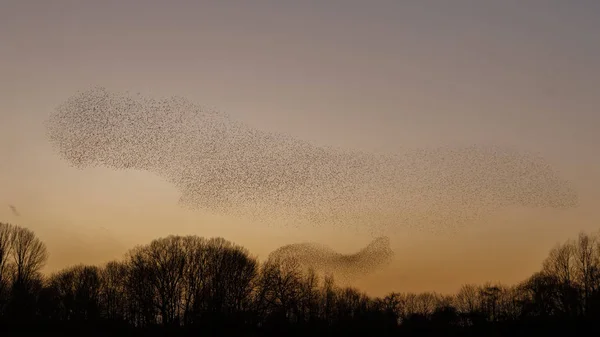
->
[1,1,600,297]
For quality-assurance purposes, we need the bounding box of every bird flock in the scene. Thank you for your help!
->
[45,86,579,235]
[268,236,394,281]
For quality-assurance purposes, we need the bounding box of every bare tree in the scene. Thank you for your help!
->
[320,273,337,324]
[394,293,417,322]
[99,261,129,322]
[180,236,209,325]
[48,266,77,321]
[10,226,48,288]
[574,232,599,313]
[414,292,437,318]
[542,241,576,286]
[255,256,303,325]
[335,287,369,320]
[519,271,563,317]
[202,237,258,315]
[0,223,13,277]
[125,248,158,327]
[297,268,320,323]
[49,264,102,321]
[127,236,187,327]
[455,284,480,314]
[380,292,402,324]
[0,223,14,312]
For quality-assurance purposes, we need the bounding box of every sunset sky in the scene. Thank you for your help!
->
[1,0,600,296]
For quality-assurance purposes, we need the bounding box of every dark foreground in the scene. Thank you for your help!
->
[2,222,600,336]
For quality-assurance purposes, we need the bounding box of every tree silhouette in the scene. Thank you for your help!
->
[1,222,600,336]
[0,223,14,315]
[0,223,47,323]
[10,226,48,286]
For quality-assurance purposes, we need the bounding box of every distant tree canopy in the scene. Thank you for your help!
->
[1,221,600,336]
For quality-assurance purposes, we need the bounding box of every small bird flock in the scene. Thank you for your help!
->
[45,86,579,234]
[268,236,394,281]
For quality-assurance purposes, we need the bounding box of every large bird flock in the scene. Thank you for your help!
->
[45,87,579,234]
[268,237,394,281]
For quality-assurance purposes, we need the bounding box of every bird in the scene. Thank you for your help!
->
[8,204,20,217]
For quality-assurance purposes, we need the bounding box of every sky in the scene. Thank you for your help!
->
[1,0,600,296]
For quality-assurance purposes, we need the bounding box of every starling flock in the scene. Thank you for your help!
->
[268,236,394,281]
[45,87,579,234]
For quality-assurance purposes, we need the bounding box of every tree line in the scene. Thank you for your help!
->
[1,221,599,336]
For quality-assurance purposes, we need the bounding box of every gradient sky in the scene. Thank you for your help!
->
[1,0,600,296]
